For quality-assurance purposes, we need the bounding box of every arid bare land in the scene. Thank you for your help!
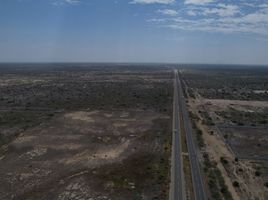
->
[180,67,268,200]
[0,64,173,200]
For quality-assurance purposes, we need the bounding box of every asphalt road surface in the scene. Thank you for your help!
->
[169,70,186,200]
[177,71,207,200]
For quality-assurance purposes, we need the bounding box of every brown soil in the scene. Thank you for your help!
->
[189,97,268,200]
[0,110,171,200]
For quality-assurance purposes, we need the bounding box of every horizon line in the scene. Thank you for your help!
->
[0,62,268,67]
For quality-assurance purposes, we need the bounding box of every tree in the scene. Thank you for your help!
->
[233,181,239,187]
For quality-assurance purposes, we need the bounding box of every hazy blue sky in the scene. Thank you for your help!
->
[1,0,268,64]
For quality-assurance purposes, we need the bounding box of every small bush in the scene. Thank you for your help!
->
[255,171,261,177]
[220,157,229,165]
[233,181,239,187]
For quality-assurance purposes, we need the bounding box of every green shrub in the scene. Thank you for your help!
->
[255,171,261,177]
[233,181,239,187]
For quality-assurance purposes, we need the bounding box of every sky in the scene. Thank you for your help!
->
[0,0,268,65]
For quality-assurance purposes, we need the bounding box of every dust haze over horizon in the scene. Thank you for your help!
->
[1,0,268,65]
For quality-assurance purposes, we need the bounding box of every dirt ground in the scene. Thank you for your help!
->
[180,68,268,199]
[0,109,171,200]
[218,126,268,160]
[0,65,173,200]
[200,99,268,112]
[188,96,268,200]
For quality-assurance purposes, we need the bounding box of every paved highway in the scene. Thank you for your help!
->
[169,70,186,200]
[176,70,207,200]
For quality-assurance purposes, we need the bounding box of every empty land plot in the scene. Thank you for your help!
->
[218,126,268,160]
[190,98,268,127]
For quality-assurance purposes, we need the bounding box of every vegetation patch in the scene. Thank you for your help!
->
[203,153,233,200]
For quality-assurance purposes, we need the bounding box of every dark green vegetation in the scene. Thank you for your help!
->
[0,111,54,146]
[203,153,233,200]
[0,64,173,200]
[181,68,268,101]
[193,123,205,149]
[0,65,172,112]
[199,111,215,126]
[95,151,170,199]
[216,108,268,126]
[189,116,232,199]
[188,111,205,149]
[179,110,195,200]
[254,161,268,189]
[0,65,173,148]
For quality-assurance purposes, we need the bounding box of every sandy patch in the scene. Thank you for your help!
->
[104,113,113,118]
[113,122,128,127]
[13,136,36,144]
[120,112,129,118]
[65,111,95,123]
[43,135,83,140]
[19,173,34,181]
[41,144,82,150]
[25,147,47,158]
[253,90,267,94]
[60,140,130,165]
[203,99,268,108]
[94,140,130,159]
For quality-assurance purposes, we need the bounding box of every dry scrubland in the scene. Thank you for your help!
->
[2,64,267,200]
[0,64,173,200]
[181,67,268,200]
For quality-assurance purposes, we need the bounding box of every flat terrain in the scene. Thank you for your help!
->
[181,66,268,200]
[0,64,173,200]
[2,64,267,200]
[218,126,268,160]
[181,67,268,101]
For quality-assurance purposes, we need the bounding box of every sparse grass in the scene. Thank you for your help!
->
[0,134,8,146]
[216,109,268,125]
[200,111,215,126]
[0,111,55,147]
[180,115,188,153]
[95,151,170,199]
[0,65,173,199]
[0,111,53,127]
[188,112,205,149]
[203,153,233,200]
[220,157,229,166]
[189,111,200,121]
[183,155,195,200]
[189,120,205,149]
[196,128,205,149]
